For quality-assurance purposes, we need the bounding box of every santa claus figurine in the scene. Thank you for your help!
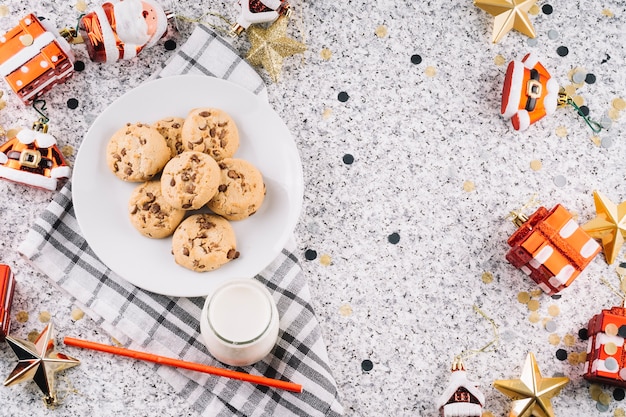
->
[78,0,168,63]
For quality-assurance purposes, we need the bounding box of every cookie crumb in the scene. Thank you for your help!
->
[339,304,353,316]
[375,25,388,38]
[425,66,437,77]
[322,108,333,119]
[555,126,568,137]
[463,181,475,192]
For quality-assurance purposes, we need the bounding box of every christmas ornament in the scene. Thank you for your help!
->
[77,0,169,63]
[0,14,75,105]
[0,264,16,342]
[436,359,485,417]
[584,305,626,387]
[506,204,601,295]
[230,0,291,36]
[0,112,72,191]
[245,15,306,82]
[474,0,537,43]
[501,53,604,132]
[4,322,80,407]
[582,190,626,265]
[494,352,569,417]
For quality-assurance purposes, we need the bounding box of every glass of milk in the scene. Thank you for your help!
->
[200,279,279,367]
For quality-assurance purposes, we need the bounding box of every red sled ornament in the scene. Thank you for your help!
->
[78,0,168,63]
[501,53,559,131]
[506,205,601,295]
[0,14,75,105]
[230,0,291,36]
[584,306,626,387]
[436,362,485,417]
[0,264,16,342]
[0,121,71,191]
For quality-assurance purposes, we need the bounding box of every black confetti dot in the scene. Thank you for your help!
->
[343,154,354,165]
[556,46,569,57]
[337,91,349,102]
[73,61,85,71]
[585,73,596,84]
[618,325,626,338]
[542,4,553,15]
[551,294,561,300]
[578,106,590,117]
[578,328,589,340]
[304,249,317,261]
[388,232,400,244]
[614,388,626,401]
[67,98,79,109]
[410,54,422,65]
[164,39,177,51]
[556,349,567,361]
[361,359,373,372]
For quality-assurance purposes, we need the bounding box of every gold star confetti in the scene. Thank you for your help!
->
[582,190,626,265]
[530,159,542,171]
[463,180,476,192]
[481,271,494,284]
[494,352,569,417]
[16,311,29,323]
[320,254,332,266]
[494,54,506,65]
[474,0,537,43]
[320,48,332,61]
[39,311,51,323]
[425,66,437,77]
[375,25,388,38]
[322,108,333,119]
[555,126,568,137]
[517,291,531,304]
[75,0,88,12]
[71,308,84,321]
[339,304,353,316]
[246,16,307,82]
[0,5,9,17]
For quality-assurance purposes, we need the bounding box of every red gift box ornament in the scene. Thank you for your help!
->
[436,360,485,417]
[583,306,626,387]
[0,14,75,105]
[0,118,71,191]
[0,264,16,342]
[506,205,601,295]
[230,0,291,36]
[78,0,168,63]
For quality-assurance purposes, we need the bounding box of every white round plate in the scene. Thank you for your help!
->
[72,75,303,297]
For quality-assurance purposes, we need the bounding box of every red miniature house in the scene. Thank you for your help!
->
[584,306,626,387]
[506,205,601,295]
[436,367,484,417]
[1,264,16,341]
[0,14,75,105]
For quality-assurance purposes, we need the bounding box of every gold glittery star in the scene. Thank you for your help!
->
[582,190,626,265]
[494,352,569,417]
[474,0,537,43]
[4,323,80,407]
[245,16,306,82]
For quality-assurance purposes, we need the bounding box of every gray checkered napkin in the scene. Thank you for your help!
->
[18,25,343,417]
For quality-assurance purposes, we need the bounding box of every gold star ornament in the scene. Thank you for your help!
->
[582,190,626,265]
[494,352,569,417]
[474,0,537,43]
[246,15,307,82]
[4,322,80,407]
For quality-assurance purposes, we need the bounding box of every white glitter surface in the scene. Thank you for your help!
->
[0,0,625,416]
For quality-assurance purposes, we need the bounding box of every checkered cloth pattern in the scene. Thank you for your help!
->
[18,24,343,417]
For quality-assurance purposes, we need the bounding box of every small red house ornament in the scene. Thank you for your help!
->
[584,306,626,387]
[0,264,16,341]
[436,362,485,417]
[506,205,601,295]
[0,14,75,105]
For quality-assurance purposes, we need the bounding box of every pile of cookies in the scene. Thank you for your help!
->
[105,108,266,272]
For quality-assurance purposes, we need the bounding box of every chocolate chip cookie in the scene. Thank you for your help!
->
[152,117,185,159]
[172,214,240,272]
[106,122,171,182]
[160,151,220,210]
[181,108,239,161]
[207,158,266,221]
[128,181,185,238]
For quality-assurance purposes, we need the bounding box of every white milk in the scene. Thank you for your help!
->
[200,279,279,366]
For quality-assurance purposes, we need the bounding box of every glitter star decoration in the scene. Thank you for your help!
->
[245,15,307,82]
[474,0,537,43]
[582,190,626,265]
[4,322,80,407]
[494,352,569,417]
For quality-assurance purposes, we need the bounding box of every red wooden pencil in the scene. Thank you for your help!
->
[63,337,302,393]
